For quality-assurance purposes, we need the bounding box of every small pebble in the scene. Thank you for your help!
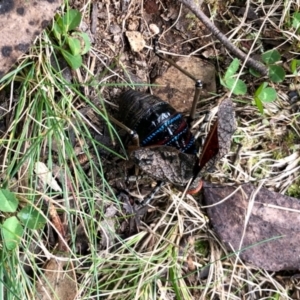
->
[110,24,121,35]
[149,23,160,35]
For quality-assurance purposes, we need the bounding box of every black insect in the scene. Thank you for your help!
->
[118,89,196,155]
[118,89,205,199]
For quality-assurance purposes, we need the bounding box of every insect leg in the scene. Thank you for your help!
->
[139,181,165,207]
[188,79,203,124]
[107,113,140,147]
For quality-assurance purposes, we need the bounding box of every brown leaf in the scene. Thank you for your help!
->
[217,98,236,158]
[131,145,202,193]
[35,258,77,300]
[203,181,300,271]
[199,98,236,171]
[48,201,68,252]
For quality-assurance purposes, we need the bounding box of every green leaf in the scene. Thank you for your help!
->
[80,32,91,54]
[268,65,286,83]
[53,20,63,41]
[72,32,91,55]
[255,83,277,103]
[261,50,281,64]
[67,37,81,56]
[17,205,46,230]
[254,96,264,114]
[224,58,240,79]
[61,49,82,69]
[220,77,226,88]
[62,9,82,32]
[55,15,67,35]
[2,216,23,250]
[259,87,277,102]
[249,68,261,77]
[224,78,247,95]
[290,59,300,75]
[255,82,277,105]
[0,189,18,212]
[292,12,300,29]
[254,82,268,97]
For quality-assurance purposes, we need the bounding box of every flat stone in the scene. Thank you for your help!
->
[0,0,62,77]
[153,57,216,113]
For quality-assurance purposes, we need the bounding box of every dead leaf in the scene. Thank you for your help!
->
[35,162,62,192]
[203,181,300,271]
[35,258,77,300]
[198,98,236,171]
[131,146,202,192]
[98,205,118,248]
[48,201,68,252]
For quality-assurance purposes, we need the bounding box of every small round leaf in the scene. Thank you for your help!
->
[17,205,46,230]
[0,189,18,212]
[62,9,82,32]
[249,68,261,78]
[268,65,286,83]
[225,78,247,95]
[262,50,281,64]
[257,87,277,103]
[72,32,91,55]
[2,216,23,250]
[61,49,82,69]
[67,37,81,56]
[224,58,240,80]
[292,12,300,30]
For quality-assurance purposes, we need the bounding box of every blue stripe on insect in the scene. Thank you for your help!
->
[165,126,196,154]
[165,125,188,145]
[141,114,182,145]
[182,136,196,153]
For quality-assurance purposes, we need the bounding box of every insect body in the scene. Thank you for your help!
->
[119,89,196,155]
[118,89,204,196]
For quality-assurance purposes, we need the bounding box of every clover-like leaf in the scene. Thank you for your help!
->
[224,58,240,80]
[67,36,81,56]
[17,205,46,230]
[292,12,300,30]
[2,216,23,250]
[60,49,82,70]
[0,189,18,212]
[262,49,281,65]
[61,9,82,32]
[224,78,247,95]
[268,65,286,83]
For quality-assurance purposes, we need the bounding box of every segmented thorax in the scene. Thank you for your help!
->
[119,89,196,154]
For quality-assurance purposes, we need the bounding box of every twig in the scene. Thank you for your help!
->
[91,2,98,34]
[179,0,268,76]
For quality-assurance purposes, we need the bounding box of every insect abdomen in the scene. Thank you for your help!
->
[119,89,196,154]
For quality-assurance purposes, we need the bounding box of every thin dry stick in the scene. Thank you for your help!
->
[179,0,268,76]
